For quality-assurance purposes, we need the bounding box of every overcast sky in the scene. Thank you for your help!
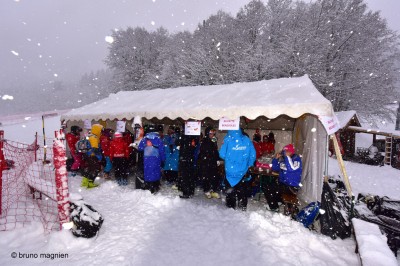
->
[1,0,399,91]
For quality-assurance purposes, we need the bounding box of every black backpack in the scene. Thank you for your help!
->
[70,200,104,238]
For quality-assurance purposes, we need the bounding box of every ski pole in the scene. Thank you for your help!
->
[42,115,47,163]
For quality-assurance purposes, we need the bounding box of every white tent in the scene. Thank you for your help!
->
[62,75,340,203]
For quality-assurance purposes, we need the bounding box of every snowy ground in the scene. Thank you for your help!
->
[1,114,399,265]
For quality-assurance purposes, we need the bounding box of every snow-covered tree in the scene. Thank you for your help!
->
[103,0,400,119]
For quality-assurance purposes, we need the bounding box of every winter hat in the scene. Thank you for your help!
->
[133,116,142,127]
[145,124,157,134]
[114,132,123,138]
[102,128,114,138]
[253,133,261,142]
[283,144,295,154]
[71,126,82,133]
[205,126,215,137]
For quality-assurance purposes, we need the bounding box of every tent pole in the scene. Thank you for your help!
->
[324,134,329,177]
[331,133,355,218]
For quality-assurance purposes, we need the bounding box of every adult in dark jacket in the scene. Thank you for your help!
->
[199,127,221,199]
[178,128,199,198]
[219,129,256,210]
[264,144,302,211]
[138,129,165,193]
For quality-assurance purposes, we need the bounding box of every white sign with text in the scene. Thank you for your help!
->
[184,121,201,135]
[218,117,240,130]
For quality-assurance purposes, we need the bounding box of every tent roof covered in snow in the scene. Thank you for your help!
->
[62,75,340,203]
[61,75,338,134]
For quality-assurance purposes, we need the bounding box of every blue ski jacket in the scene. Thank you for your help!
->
[163,134,179,172]
[219,130,256,187]
[138,132,166,182]
[272,154,302,187]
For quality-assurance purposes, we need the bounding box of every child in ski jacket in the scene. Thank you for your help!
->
[163,126,180,183]
[66,125,82,172]
[100,128,114,178]
[81,124,103,189]
[110,131,130,185]
[138,131,165,193]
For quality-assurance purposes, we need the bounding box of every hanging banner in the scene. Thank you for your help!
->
[83,119,92,130]
[219,117,240,130]
[318,115,340,135]
[116,120,126,133]
[184,121,201,136]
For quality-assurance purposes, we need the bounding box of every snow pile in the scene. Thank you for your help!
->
[1,178,359,265]
[352,218,397,266]
[328,157,400,199]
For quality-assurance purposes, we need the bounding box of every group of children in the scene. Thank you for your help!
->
[66,122,302,213]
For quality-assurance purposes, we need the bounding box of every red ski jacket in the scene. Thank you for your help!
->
[109,138,130,160]
[66,133,80,155]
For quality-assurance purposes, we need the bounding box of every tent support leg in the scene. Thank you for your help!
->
[331,133,355,218]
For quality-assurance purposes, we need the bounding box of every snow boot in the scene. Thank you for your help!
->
[87,179,99,189]
[211,191,220,199]
[205,191,212,199]
[81,177,89,188]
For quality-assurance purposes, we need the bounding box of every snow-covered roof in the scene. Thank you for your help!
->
[62,75,338,133]
[335,110,360,129]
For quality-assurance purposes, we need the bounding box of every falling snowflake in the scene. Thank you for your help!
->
[151,21,155,26]
[2,95,14,100]
[11,51,19,56]
[105,36,114,43]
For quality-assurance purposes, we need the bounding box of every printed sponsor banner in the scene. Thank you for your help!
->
[218,117,240,130]
[184,121,201,135]
[116,120,126,133]
[83,119,91,130]
[318,115,340,135]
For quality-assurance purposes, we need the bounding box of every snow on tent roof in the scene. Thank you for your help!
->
[62,75,336,124]
[335,110,359,129]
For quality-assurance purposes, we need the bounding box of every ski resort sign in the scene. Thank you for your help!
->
[218,117,240,130]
